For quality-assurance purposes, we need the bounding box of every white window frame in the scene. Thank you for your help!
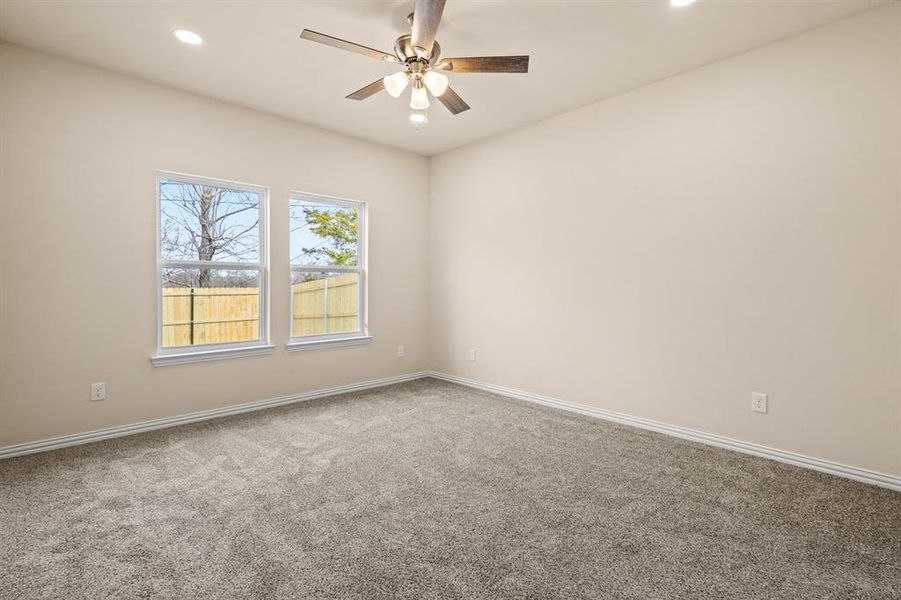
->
[286,191,369,352]
[151,171,273,366]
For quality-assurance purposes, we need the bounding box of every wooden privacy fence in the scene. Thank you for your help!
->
[161,274,358,347]
[291,274,359,337]
[161,287,259,347]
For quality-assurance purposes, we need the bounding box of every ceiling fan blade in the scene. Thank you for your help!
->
[436,56,529,73]
[437,86,470,115]
[411,0,446,57]
[300,29,398,63]
[346,78,386,101]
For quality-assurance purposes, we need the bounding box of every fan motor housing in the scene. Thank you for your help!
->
[394,34,441,66]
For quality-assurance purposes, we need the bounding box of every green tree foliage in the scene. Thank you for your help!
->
[301,207,358,266]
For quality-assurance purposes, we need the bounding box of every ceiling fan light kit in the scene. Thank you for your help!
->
[299,0,529,119]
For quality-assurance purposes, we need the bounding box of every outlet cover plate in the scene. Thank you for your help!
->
[751,392,768,414]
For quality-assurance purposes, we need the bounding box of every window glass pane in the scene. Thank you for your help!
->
[291,272,360,337]
[161,268,260,348]
[290,200,358,267]
[160,179,261,263]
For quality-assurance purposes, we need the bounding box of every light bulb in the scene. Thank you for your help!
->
[409,113,428,125]
[383,71,410,98]
[670,0,695,6]
[423,71,449,97]
[174,30,203,45]
[410,82,430,110]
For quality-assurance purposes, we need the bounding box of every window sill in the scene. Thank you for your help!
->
[151,344,276,367]
[285,335,372,352]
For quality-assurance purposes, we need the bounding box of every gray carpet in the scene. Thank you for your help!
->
[0,378,898,599]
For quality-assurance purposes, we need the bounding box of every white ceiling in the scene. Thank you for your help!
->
[0,0,887,156]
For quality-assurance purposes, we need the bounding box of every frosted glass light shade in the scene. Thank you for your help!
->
[410,84,430,110]
[383,71,410,98]
[423,71,449,97]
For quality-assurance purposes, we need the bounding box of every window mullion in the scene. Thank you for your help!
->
[290,266,361,273]
[161,260,263,270]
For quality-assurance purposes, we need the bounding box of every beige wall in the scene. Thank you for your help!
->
[429,5,901,476]
[0,44,429,446]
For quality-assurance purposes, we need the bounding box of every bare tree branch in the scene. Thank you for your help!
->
[160,181,261,287]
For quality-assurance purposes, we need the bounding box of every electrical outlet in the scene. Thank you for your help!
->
[397,345,405,358]
[467,348,476,361]
[91,382,106,402]
[751,392,767,414]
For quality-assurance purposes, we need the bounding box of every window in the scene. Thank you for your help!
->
[152,172,272,366]
[288,192,368,350]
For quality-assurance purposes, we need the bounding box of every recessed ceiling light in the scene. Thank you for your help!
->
[409,113,428,125]
[670,0,696,6]
[174,29,203,45]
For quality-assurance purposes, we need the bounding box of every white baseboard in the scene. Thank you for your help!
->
[4,369,898,492]
[0,371,430,460]
[427,371,901,492]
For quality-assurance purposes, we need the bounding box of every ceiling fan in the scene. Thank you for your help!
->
[299,0,529,117]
